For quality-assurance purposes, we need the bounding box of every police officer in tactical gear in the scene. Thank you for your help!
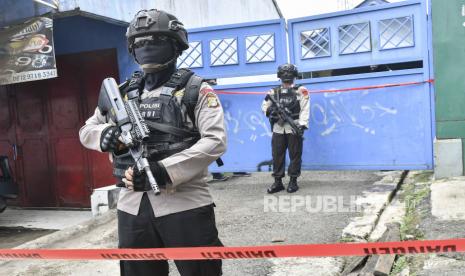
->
[79,9,226,276]
[261,64,310,193]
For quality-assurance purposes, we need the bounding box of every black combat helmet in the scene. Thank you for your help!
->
[126,9,189,55]
[277,63,299,82]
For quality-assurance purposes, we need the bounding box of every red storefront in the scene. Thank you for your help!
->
[1,14,137,208]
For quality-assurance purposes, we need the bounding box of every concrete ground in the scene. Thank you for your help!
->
[0,208,92,230]
[383,172,465,276]
[0,228,55,249]
[0,171,386,276]
[0,208,92,249]
[416,177,465,276]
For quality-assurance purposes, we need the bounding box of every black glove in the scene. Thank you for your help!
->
[266,106,278,118]
[132,162,170,191]
[298,125,308,133]
[100,126,121,152]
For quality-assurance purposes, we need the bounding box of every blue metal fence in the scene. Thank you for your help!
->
[288,0,426,72]
[206,0,434,172]
[180,19,288,79]
[210,70,433,172]
[297,69,432,170]
[210,81,277,172]
[1,0,435,173]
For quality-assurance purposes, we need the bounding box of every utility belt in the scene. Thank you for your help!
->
[146,133,184,143]
[147,137,198,158]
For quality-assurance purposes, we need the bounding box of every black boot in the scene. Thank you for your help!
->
[287,177,299,193]
[267,178,285,194]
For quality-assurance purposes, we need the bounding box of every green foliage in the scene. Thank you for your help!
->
[390,255,408,275]
[412,171,433,184]
[399,181,429,241]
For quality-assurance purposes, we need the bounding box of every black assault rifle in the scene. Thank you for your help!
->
[97,76,161,195]
[267,94,304,138]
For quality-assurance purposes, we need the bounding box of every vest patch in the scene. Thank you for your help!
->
[140,103,161,109]
[174,89,185,98]
[273,87,301,120]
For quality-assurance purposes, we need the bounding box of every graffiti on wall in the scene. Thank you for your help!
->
[311,91,398,137]
[221,90,399,143]
[223,100,272,145]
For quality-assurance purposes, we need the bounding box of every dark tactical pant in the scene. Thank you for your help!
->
[271,132,303,178]
[118,193,223,276]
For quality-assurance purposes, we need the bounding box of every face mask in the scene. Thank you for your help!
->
[144,63,176,91]
[133,37,178,90]
[134,42,175,66]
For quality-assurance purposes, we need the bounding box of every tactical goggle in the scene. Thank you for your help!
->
[132,35,175,48]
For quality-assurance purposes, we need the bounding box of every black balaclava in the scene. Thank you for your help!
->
[133,38,178,91]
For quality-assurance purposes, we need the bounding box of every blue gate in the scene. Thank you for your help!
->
[286,0,433,170]
[179,19,287,78]
[181,0,434,172]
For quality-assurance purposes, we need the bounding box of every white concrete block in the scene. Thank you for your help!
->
[434,139,463,179]
[90,186,120,217]
[342,215,378,240]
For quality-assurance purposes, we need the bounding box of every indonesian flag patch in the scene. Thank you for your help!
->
[301,88,309,99]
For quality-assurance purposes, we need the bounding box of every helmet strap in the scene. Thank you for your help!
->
[140,54,178,73]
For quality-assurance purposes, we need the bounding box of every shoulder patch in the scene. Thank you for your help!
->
[206,92,219,108]
[299,87,309,98]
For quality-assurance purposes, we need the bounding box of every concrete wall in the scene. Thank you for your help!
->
[1,0,280,28]
[62,0,281,27]
[0,0,152,26]
[0,0,52,27]
[434,139,464,179]
[155,0,281,28]
[432,0,465,178]
[57,0,152,23]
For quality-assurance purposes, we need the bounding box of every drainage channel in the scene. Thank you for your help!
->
[0,227,56,248]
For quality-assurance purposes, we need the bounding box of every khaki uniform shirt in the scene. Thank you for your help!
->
[261,85,310,134]
[79,82,227,217]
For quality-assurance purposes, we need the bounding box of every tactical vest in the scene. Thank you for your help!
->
[111,69,205,179]
[272,85,301,120]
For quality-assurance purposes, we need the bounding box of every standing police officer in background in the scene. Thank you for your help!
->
[79,9,226,276]
[261,64,310,194]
